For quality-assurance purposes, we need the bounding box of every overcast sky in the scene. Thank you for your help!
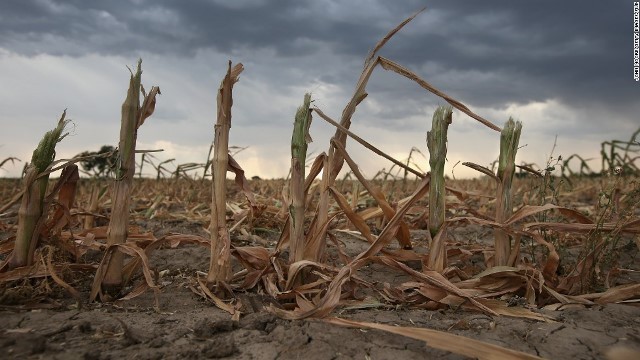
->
[0,0,638,179]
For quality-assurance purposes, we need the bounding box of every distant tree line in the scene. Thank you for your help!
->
[77,145,118,177]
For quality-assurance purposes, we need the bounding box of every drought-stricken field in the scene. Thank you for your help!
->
[1,10,639,360]
[0,174,638,359]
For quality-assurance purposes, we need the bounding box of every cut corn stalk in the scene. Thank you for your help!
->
[426,105,452,272]
[494,118,522,266]
[207,61,244,287]
[101,59,160,294]
[289,93,313,264]
[10,111,70,269]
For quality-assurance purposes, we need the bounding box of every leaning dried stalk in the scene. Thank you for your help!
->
[102,59,160,294]
[10,111,69,269]
[207,61,244,286]
[314,108,424,178]
[201,142,214,181]
[494,118,522,266]
[379,57,500,132]
[426,106,452,272]
[331,139,413,249]
[311,10,424,250]
[289,93,312,264]
[330,9,425,178]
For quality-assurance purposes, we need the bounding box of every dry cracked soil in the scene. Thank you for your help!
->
[1,221,639,359]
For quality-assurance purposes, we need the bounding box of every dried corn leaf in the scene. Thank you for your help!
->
[47,164,79,235]
[331,139,412,248]
[374,255,496,315]
[44,247,81,301]
[475,299,555,322]
[138,86,161,127]
[228,154,259,211]
[324,317,543,360]
[525,221,640,233]
[379,57,500,132]
[91,240,160,302]
[0,262,96,283]
[463,162,500,181]
[329,186,375,243]
[196,276,238,317]
[272,176,432,319]
[232,246,271,270]
[595,283,640,304]
[315,109,424,179]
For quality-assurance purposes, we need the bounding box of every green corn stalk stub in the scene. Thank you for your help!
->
[31,112,70,174]
[289,93,312,264]
[494,117,522,266]
[291,93,313,168]
[427,105,452,238]
[11,111,69,268]
[498,117,522,182]
[289,93,312,226]
[30,112,71,200]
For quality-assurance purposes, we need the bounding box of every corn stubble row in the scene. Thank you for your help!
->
[1,9,639,359]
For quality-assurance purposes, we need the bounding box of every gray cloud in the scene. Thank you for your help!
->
[1,1,635,107]
[0,0,637,178]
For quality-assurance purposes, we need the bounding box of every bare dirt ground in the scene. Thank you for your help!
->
[1,218,639,360]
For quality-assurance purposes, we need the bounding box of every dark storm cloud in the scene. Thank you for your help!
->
[388,1,635,108]
[0,0,389,56]
[0,0,636,116]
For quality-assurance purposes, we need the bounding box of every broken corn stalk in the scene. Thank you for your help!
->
[10,111,70,269]
[426,105,452,272]
[494,117,522,266]
[102,59,160,294]
[207,61,244,287]
[289,93,312,264]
